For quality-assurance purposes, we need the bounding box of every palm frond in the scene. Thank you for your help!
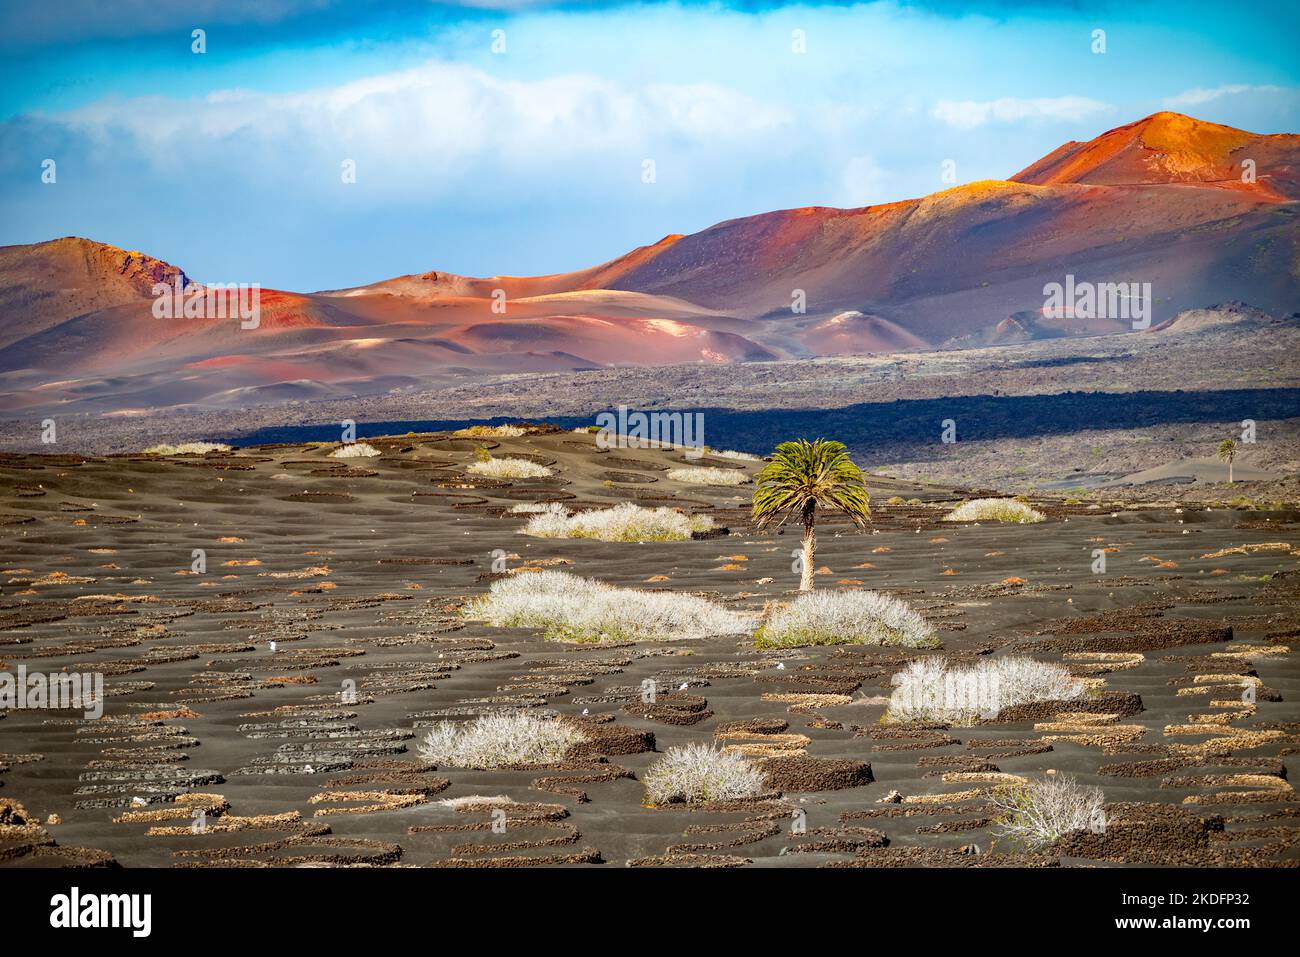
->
[751,438,871,528]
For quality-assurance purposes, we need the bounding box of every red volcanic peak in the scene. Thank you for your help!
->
[1012,111,1300,197]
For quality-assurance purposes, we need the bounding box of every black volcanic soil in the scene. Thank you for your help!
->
[1,429,1298,868]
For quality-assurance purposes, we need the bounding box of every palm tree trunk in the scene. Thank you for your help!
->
[799,501,816,592]
[1229,459,1234,484]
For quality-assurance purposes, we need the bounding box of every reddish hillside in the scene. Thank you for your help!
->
[0,237,188,350]
[800,311,929,355]
[604,175,1293,341]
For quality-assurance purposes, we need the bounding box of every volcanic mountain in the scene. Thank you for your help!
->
[0,111,1295,415]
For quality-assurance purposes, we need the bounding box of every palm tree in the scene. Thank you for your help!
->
[1217,438,1238,484]
[752,439,871,592]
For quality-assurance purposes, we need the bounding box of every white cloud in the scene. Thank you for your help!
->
[1163,84,1284,107]
[932,96,1111,130]
[53,60,793,195]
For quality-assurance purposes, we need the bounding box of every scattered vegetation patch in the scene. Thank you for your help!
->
[989,774,1105,848]
[330,442,381,459]
[142,442,232,455]
[521,502,713,542]
[643,743,766,805]
[417,712,587,768]
[943,498,1045,524]
[886,656,1084,725]
[1199,542,1294,559]
[755,590,938,649]
[468,456,554,479]
[454,425,527,438]
[666,466,750,486]
[463,570,750,642]
[507,502,568,515]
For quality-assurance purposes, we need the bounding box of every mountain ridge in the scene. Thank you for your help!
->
[1,111,1296,415]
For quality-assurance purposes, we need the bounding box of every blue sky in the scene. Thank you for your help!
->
[1,0,1296,290]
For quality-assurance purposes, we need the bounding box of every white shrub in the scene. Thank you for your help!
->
[990,774,1106,848]
[437,794,515,809]
[330,442,381,458]
[992,656,1086,707]
[665,466,750,486]
[705,448,763,462]
[463,570,751,642]
[643,743,767,805]
[521,502,713,542]
[468,457,554,479]
[143,442,231,455]
[942,498,1045,524]
[887,655,1084,725]
[507,502,569,515]
[756,590,938,649]
[417,712,586,768]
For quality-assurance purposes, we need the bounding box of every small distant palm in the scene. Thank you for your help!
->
[1217,438,1237,484]
[752,439,871,591]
